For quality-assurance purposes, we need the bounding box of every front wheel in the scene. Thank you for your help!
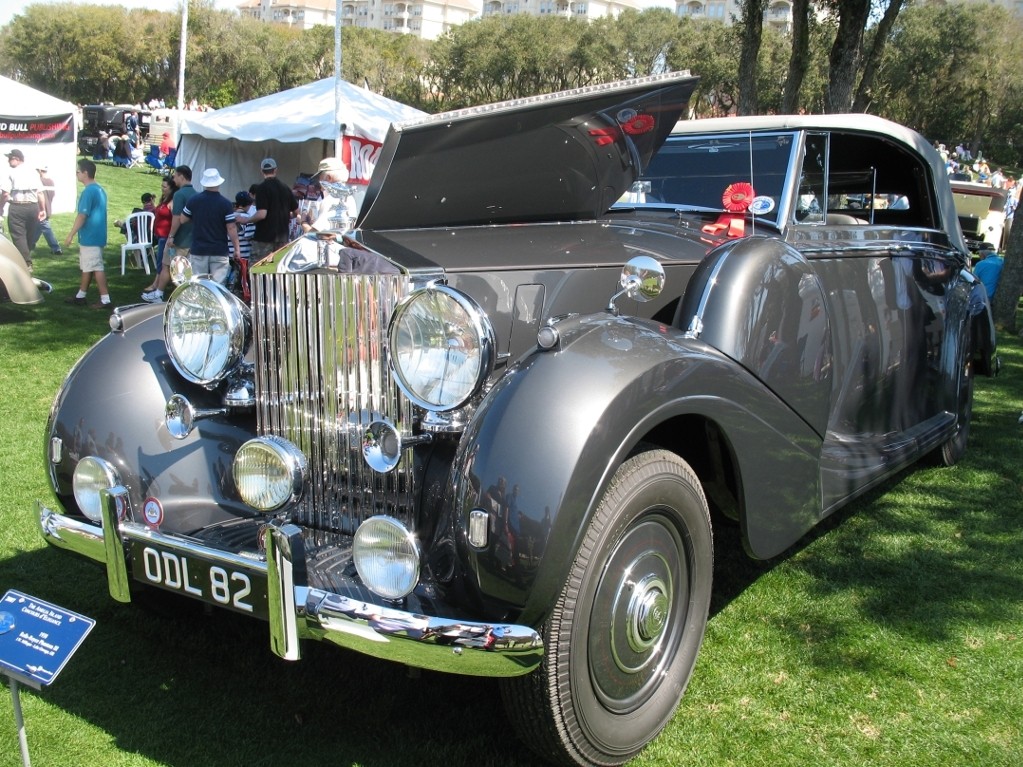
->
[500,450,713,766]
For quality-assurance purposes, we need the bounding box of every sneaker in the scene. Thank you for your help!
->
[51,249,62,255]
[64,295,87,306]
[90,301,114,311]
[142,290,164,303]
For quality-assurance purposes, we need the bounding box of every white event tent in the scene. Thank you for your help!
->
[0,76,78,214]
[175,78,426,204]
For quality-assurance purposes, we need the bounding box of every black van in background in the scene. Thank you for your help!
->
[78,105,151,156]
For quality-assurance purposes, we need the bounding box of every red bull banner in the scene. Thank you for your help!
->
[0,114,74,143]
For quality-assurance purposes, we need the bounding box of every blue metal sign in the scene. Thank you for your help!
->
[0,590,95,690]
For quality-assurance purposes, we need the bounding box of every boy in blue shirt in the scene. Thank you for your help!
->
[63,159,112,309]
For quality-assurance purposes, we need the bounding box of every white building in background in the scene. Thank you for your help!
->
[236,0,793,37]
[369,0,479,37]
[675,0,793,32]
[479,0,646,20]
[238,0,336,27]
[237,0,645,38]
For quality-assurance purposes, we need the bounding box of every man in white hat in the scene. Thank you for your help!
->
[0,148,46,271]
[309,156,357,233]
[179,168,240,285]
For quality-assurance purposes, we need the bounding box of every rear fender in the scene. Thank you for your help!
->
[446,313,823,627]
[676,235,832,437]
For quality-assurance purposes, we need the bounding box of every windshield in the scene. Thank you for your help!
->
[615,131,797,227]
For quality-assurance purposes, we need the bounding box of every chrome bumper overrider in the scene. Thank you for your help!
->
[38,488,543,677]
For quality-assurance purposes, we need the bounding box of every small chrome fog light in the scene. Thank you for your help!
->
[73,456,121,523]
[353,516,419,601]
[233,437,306,512]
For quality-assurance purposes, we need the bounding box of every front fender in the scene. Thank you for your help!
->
[0,235,46,305]
[449,312,823,627]
[46,305,257,531]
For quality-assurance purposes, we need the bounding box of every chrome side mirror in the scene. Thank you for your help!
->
[607,255,665,314]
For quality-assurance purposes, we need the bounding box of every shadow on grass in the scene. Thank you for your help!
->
[707,336,1023,681]
[5,546,545,767]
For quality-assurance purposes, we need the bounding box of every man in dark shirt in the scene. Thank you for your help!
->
[181,168,240,284]
[250,157,297,260]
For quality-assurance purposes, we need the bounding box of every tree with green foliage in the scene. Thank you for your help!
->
[821,0,872,112]
[737,0,767,115]
[781,0,811,113]
[667,19,739,117]
[0,4,178,104]
[3,0,1023,173]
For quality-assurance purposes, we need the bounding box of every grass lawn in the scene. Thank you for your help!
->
[0,163,1021,766]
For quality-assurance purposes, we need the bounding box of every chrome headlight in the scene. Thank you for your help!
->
[72,456,120,523]
[388,285,495,411]
[233,437,306,512]
[164,278,250,386]
[353,516,420,600]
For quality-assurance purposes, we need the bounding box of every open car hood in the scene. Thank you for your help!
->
[357,72,699,231]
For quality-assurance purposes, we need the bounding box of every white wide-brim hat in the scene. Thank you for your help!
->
[315,157,348,180]
[201,168,226,187]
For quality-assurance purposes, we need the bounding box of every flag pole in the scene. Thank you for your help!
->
[177,0,188,110]
[334,0,345,150]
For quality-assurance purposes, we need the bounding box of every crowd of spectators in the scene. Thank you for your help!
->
[937,141,1016,192]
[935,141,1015,299]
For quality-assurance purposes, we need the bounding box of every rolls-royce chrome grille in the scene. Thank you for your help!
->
[250,271,415,533]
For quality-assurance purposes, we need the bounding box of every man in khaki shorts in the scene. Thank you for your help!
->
[64,159,112,309]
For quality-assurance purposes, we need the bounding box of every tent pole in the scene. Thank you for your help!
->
[335,0,345,150]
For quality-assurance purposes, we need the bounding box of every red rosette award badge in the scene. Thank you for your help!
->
[703,182,756,239]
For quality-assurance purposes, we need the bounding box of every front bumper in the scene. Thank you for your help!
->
[38,487,543,677]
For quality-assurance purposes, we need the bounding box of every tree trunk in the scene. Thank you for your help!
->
[826,0,871,113]
[782,0,810,113]
[738,0,766,116]
[993,214,1023,333]
[852,0,905,113]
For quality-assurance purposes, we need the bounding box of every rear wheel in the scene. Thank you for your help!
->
[501,450,713,766]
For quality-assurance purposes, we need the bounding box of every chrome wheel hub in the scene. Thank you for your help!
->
[588,514,689,714]
[627,574,670,651]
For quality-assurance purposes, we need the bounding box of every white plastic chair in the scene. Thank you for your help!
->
[120,211,156,275]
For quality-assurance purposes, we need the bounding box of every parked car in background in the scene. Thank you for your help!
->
[77,104,151,156]
[38,73,995,766]
[951,179,1007,253]
[0,233,50,304]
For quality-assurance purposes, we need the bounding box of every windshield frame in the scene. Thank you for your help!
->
[614,129,803,229]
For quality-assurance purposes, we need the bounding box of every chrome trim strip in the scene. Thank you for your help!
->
[101,487,131,603]
[38,505,543,677]
[266,522,304,661]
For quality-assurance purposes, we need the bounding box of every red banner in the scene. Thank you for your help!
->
[0,114,74,143]
[341,135,383,186]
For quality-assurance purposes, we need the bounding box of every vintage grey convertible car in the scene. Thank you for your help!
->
[38,72,995,766]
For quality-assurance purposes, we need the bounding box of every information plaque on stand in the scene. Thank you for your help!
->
[0,590,95,690]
